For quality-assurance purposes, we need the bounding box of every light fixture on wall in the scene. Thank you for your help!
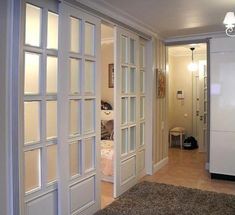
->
[223,12,235,37]
[188,47,197,72]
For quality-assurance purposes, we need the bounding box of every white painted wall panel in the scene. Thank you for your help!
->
[210,38,235,53]
[120,156,136,184]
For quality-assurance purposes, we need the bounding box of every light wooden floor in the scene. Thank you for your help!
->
[101,148,235,209]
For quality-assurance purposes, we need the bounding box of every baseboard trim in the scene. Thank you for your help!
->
[211,173,235,181]
[153,157,168,174]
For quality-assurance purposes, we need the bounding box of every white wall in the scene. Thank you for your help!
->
[0,0,9,214]
[168,53,206,136]
[101,42,114,107]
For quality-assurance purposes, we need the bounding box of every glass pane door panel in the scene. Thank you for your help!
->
[130,97,136,123]
[24,149,41,192]
[130,68,136,93]
[130,126,136,151]
[69,100,81,136]
[24,101,40,144]
[122,66,128,93]
[84,137,95,172]
[46,101,57,139]
[46,56,57,94]
[140,71,145,93]
[70,17,81,53]
[139,45,145,68]
[84,99,95,133]
[140,97,145,119]
[25,4,41,47]
[140,123,145,146]
[47,12,58,49]
[85,22,95,56]
[121,128,128,155]
[24,52,40,94]
[121,36,128,64]
[70,58,81,94]
[70,141,81,177]
[84,61,95,94]
[130,38,135,65]
[47,144,57,183]
[121,97,128,125]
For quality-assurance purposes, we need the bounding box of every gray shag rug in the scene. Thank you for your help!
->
[96,181,235,215]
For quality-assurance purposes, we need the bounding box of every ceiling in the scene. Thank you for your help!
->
[168,43,206,56]
[92,0,235,38]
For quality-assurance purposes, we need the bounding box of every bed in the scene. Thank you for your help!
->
[100,140,114,182]
[100,108,114,183]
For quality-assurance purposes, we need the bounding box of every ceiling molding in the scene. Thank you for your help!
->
[75,0,162,40]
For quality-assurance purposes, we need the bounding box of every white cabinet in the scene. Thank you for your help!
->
[210,37,235,176]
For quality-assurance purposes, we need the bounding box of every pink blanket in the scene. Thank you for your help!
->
[101,141,113,176]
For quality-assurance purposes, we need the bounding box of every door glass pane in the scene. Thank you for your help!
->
[130,68,136,93]
[140,97,145,119]
[84,61,95,94]
[25,149,41,192]
[46,56,57,94]
[70,58,81,94]
[84,137,95,172]
[47,144,57,183]
[84,99,95,133]
[140,123,145,146]
[85,22,95,56]
[46,101,57,139]
[130,38,135,64]
[70,141,81,177]
[24,101,40,144]
[121,128,128,155]
[69,100,81,136]
[24,52,40,94]
[121,97,128,125]
[122,66,128,93]
[130,97,136,123]
[25,4,41,47]
[139,44,145,68]
[140,71,145,93]
[47,12,58,49]
[70,17,81,53]
[121,36,128,64]
[130,126,136,151]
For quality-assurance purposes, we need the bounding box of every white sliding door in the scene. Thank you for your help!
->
[21,1,101,215]
[58,2,101,215]
[114,27,146,197]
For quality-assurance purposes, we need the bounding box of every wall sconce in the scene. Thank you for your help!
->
[223,12,235,37]
[188,47,197,72]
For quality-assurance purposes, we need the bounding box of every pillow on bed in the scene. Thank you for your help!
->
[101,120,114,140]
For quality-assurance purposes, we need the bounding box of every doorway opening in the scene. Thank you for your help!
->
[167,42,208,167]
[100,23,115,208]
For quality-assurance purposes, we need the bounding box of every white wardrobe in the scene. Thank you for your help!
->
[210,37,235,177]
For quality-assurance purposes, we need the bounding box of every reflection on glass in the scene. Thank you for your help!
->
[140,97,145,119]
[140,71,145,93]
[84,99,95,133]
[25,4,41,46]
[140,123,145,146]
[130,68,136,93]
[70,141,81,177]
[121,97,128,124]
[24,101,40,144]
[130,126,136,151]
[47,144,57,183]
[69,100,81,136]
[25,149,41,192]
[70,58,80,94]
[84,138,95,172]
[121,129,128,154]
[47,12,58,49]
[130,97,136,122]
[46,101,57,139]
[122,67,128,93]
[121,36,128,63]
[24,52,40,94]
[46,56,57,93]
[84,61,95,94]
[85,22,95,55]
[70,17,81,53]
[130,38,135,64]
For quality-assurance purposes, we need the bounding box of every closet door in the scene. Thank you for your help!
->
[58,2,101,214]
[114,27,145,197]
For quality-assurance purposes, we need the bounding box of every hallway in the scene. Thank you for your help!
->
[101,148,235,208]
